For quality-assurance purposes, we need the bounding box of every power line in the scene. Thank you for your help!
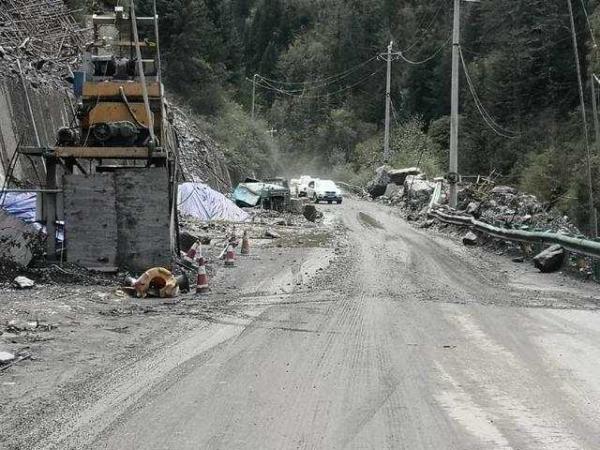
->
[459,47,520,139]
[396,35,452,65]
[255,55,379,87]
[251,66,385,99]
[579,0,598,49]
[403,0,449,53]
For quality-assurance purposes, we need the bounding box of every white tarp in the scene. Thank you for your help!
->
[178,182,250,222]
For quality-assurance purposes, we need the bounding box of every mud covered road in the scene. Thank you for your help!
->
[4,197,600,449]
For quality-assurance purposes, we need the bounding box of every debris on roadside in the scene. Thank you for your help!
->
[6,319,56,334]
[0,351,15,364]
[303,205,323,223]
[13,276,35,289]
[123,267,181,299]
[462,232,479,246]
[265,229,281,239]
[0,351,32,372]
[533,245,566,273]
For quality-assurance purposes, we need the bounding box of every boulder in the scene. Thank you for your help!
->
[533,244,565,273]
[366,166,391,198]
[0,210,40,267]
[303,205,323,222]
[462,231,478,246]
[404,175,435,209]
[384,183,403,198]
[466,201,480,215]
[13,276,34,289]
[387,167,421,184]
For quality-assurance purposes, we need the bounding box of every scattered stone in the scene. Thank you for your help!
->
[13,276,35,289]
[420,219,435,229]
[0,351,15,364]
[512,256,525,263]
[466,201,480,215]
[265,229,281,239]
[275,219,287,226]
[462,231,478,246]
[533,244,565,273]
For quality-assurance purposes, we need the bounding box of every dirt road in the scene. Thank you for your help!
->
[6,197,600,449]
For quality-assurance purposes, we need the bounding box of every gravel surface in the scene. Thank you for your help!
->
[2,197,600,449]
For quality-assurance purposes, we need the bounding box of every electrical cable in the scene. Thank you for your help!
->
[256,55,379,87]
[252,66,385,99]
[459,47,520,139]
[579,0,598,49]
[402,0,449,53]
[396,34,451,65]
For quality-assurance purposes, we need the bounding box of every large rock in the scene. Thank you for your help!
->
[384,183,403,198]
[462,231,478,246]
[533,244,565,273]
[387,167,421,184]
[0,210,40,267]
[303,205,323,222]
[404,175,435,209]
[367,166,422,199]
[366,166,391,198]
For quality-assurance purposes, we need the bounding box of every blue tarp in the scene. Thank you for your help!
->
[0,192,64,241]
[178,182,250,222]
[0,192,37,226]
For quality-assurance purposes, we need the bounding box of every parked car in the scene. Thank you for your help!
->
[297,175,315,197]
[308,179,343,204]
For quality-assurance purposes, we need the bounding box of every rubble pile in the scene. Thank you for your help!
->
[456,184,580,235]
[368,166,581,236]
[0,0,85,87]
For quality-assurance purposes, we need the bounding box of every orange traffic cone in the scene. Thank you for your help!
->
[196,256,209,293]
[241,230,250,255]
[224,244,236,267]
[186,241,200,261]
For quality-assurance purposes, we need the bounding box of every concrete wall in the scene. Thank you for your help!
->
[63,173,118,270]
[0,77,71,187]
[63,168,171,272]
[114,169,171,271]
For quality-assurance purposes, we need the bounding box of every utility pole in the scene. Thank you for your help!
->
[567,0,597,237]
[383,41,393,163]
[449,0,461,208]
[252,74,257,120]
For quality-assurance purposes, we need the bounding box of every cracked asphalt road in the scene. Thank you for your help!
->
[34,198,600,449]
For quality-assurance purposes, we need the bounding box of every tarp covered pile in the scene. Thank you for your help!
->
[0,192,38,228]
[178,182,250,222]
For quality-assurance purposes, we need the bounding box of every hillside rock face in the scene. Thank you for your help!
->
[171,105,232,193]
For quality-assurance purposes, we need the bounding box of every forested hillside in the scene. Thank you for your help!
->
[72,0,600,232]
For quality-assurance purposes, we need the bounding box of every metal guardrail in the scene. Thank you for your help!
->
[429,207,600,259]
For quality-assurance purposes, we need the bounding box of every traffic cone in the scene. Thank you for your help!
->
[186,241,200,261]
[196,257,209,294]
[224,244,236,267]
[241,230,250,255]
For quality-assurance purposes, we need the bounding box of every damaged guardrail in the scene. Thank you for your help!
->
[428,206,600,259]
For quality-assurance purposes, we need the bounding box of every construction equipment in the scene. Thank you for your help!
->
[20,4,178,270]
